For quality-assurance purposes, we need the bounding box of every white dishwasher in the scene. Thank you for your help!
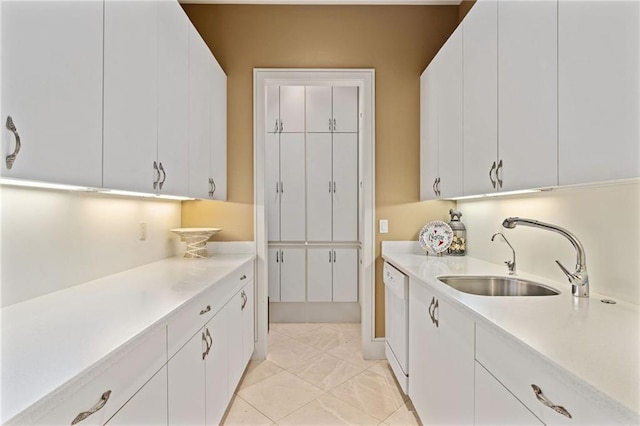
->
[384,261,409,393]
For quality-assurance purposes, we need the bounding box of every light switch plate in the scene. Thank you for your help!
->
[379,219,389,234]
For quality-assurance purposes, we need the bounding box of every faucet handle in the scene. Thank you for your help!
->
[555,260,575,282]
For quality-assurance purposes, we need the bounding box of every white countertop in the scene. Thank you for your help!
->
[382,244,639,420]
[0,253,255,424]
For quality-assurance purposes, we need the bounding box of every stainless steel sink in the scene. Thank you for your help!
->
[437,275,560,296]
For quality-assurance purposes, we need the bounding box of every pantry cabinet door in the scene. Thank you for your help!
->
[558,0,639,185]
[280,248,306,302]
[0,1,103,187]
[306,133,332,242]
[266,133,281,242]
[168,329,206,425]
[420,65,439,201]
[498,0,558,191]
[267,85,280,134]
[332,248,358,302]
[106,366,168,426]
[103,0,158,193]
[307,248,333,302]
[280,133,306,242]
[279,86,305,133]
[268,247,281,302]
[332,133,358,242]
[157,0,189,197]
[306,86,333,133]
[332,87,358,133]
[463,0,499,196]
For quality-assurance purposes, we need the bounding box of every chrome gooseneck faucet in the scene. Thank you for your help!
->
[491,232,516,275]
[501,217,589,297]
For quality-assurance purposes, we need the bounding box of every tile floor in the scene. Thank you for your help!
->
[221,323,422,426]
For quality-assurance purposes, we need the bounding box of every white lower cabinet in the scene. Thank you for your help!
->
[269,247,306,302]
[227,281,255,397]
[106,366,168,426]
[475,361,542,426]
[307,248,358,302]
[408,278,474,425]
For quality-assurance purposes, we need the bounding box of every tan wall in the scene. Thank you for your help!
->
[180,4,459,336]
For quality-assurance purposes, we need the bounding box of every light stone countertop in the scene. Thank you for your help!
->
[0,252,255,424]
[382,242,639,422]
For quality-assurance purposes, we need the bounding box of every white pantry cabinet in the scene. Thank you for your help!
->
[419,25,463,200]
[498,0,558,191]
[268,86,305,133]
[268,247,306,302]
[106,366,168,426]
[306,86,358,133]
[0,0,103,187]
[408,278,474,425]
[558,0,639,185]
[307,247,358,302]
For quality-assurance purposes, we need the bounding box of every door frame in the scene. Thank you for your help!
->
[253,69,381,359]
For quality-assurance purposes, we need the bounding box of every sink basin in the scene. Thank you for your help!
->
[437,275,560,296]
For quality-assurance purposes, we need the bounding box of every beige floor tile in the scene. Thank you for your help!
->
[294,326,348,351]
[288,353,367,391]
[329,370,406,421]
[367,362,409,401]
[268,338,323,369]
[328,341,378,370]
[268,329,290,347]
[221,395,273,426]
[238,360,284,391]
[270,322,324,338]
[278,393,379,426]
[237,371,324,422]
[383,401,422,426]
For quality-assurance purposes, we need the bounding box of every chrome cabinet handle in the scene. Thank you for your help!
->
[428,297,439,327]
[202,331,208,359]
[435,177,441,197]
[274,119,279,133]
[158,162,166,190]
[241,290,248,310]
[279,120,283,133]
[208,178,216,198]
[200,305,211,315]
[428,297,435,322]
[281,250,284,262]
[5,116,21,170]
[240,274,247,280]
[205,328,213,356]
[333,250,336,262]
[432,299,439,327]
[329,118,332,131]
[489,161,497,189]
[71,390,112,425]
[276,250,279,263]
[333,181,336,193]
[276,181,280,193]
[329,250,332,262]
[280,181,284,193]
[496,159,503,188]
[153,161,160,190]
[333,118,336,132]
[432,179,438,195]
[531,384,572,419]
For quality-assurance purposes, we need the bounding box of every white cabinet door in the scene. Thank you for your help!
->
[332,134,358,242]
[157,0,189,197]
[306,133,332,242]
[227,291,244,397]
[210,58,227,201]
[280,248,306,302]
[558,0,639,185]
[498,0,558,191]
[268,247,281,302]
[103,0,158,193]
[409,279,474,425]
[332,248,358,302]
[241,281,255,365]
[306,86,332,133]
[205,307,229,425]
[188,28,213,199]
[307,248,333,302]
[106,366,168,426]
[419,65,439,201]
[279,86,305,133]
[332,87,358,133]
[168,329,206,425]
[280,133,306,241]
[267,85,280,134]
[475,362,543,426]
[463,0,499,196]
[266,133,281,242]
[437,27,464,199]
[0,1,103,187]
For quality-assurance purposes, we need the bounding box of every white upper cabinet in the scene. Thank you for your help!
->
[463,0,498,196]
[1,1,103,187]
[157,0,190,197]
[558,0,639,185]
[210,58,228,201]
[279,86,305,133]
[498,0,558,191]
[420,62,439,201]
[266,85,281,134]
[306,86,333,133]
[103,0,159,193]
[332,87,359,133]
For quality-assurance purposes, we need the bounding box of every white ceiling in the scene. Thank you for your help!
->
[180,0,461,5]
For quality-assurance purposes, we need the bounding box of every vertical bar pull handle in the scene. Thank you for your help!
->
[329,118,332,131]
[5,116,21,170]
[158,162,166,190]
[153,161,160,190]
[333,250,336,262]
[329,250,332,263]
[333,118,336,132]
[489,161,497,189]
[281,250,284,263]
[496,159,503,188]
[274,119,279,133]
[280,120,283,133]
[276,250,279,263]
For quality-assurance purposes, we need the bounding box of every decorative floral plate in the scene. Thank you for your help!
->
[419,221,453,255]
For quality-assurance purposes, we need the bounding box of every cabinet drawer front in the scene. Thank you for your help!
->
[167,290,216,357]
[476,324,632,425]
[33,326,166,426]
[234,261,254,284]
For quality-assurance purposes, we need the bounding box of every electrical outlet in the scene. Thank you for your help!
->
[139,222,147,241]
[379,219,389,234]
